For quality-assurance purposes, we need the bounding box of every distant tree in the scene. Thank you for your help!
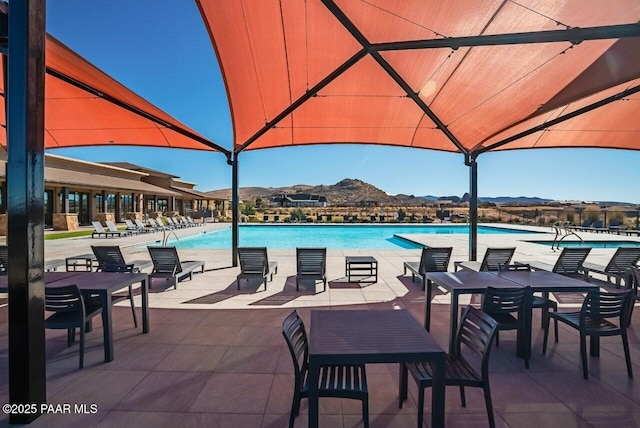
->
[255,198,264,208]
[241,201,256,216]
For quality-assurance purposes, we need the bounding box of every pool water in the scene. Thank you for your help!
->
[530,240,640,249]
[168,224,530,250]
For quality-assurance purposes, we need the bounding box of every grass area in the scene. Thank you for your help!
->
[45,230,94,240]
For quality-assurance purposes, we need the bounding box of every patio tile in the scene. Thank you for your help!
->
[181,325,242,346]
[214,345,281,374]
[190,373,273,414]
[115,371,210,412]
[155,345,227,372]
[181,413,264,428]
[94,411,186,427]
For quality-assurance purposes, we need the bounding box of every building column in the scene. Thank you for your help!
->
[61,186,69,213]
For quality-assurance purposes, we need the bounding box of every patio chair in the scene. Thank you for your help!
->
[105,220,133,236]
[625,266,640,326]
[91,221,127,238]
[282,310,368,428]
[295,247,327,292]
[454,247,516,272]
[481,285,532,369]
[582,247,640,288]
[186,216,202,227]
[403,247,453,290]
[237,247,278,291]
[543,289,633,379]
[527,247,592,279]
[399,306,499,428]
[499,263,558,329]
[0,245,7,274]
[45,284,103,369]
[148,218,170,231]
[147,246,205,289]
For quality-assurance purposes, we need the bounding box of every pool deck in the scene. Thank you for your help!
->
[1,223,640,427]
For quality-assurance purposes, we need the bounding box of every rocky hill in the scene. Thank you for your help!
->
[204,178,431,206]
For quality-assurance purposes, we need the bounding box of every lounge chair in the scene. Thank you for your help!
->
[147,246,205,289]
[91,221,127,238]
[454,247,516,272]
[526,247,592,278]
[125,219,145,233]
[608,219,622,234]
[296,247,327,292]
[0,245,63,273]
[135,219,156,233]
[237,247,278,291]
[403,247,452,290]
[91,245,151,327]
[582,247,640,287]
[148,218,169,231]
[105,220,134,236]
[186,216,202,227]
[589,219,606,233]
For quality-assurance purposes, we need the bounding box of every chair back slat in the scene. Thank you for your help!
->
[297,248,326,275]
[456,306,499,367]
[45,284,83,313]
[481,286,529,315]
[419,247,452,273]
[92,221,106,233]
[582,289,632,321]
[554,247,591,276]
[282,310,309,380]
[92,245,126,267]
[0,245,8,273]
[238,247,269,275]
[481,248,516,271]
[148,246,182,274]
[607,248,640,275]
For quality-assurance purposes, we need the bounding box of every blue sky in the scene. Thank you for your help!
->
[47,1,639,204]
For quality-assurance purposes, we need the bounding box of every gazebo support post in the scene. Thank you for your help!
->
[467,155,478,262]
[230,153,239,267]
[7,0,47,423]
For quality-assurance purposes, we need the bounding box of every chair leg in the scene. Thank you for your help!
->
[580,333,589,380]
[398,363,408,408]
[128,285,138,328]
[622,331,633,378]
[483,384,496,428]
[459,386,466,407]
[295,278,299,291]
[79,324,85,369]
[495,331,500,347]
[542,314,550,355]
[362,396,369,428]
[417,383,425,428]
[237,277,241,290]
[554,318,559,343]
[288,392,300,428]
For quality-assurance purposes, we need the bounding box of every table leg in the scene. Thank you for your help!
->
[424,279,433,331]
[142,275,150,334]
[308,359,320,428]
[449,292,460,354]
[102,291,113,362]
[431,352,446,428]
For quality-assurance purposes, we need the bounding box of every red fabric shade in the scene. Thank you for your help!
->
[197,0,640,155]
[0,35,221,152]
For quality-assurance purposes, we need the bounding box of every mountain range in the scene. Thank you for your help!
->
[204,178,633,206]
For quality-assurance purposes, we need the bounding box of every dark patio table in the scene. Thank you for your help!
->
[0,271,149,362]
[425,270,599,355]
[308,309,445,428]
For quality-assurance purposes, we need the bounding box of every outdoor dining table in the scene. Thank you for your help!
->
[308,309,445,428]
[0,271,149,362]
[424,270,600,356]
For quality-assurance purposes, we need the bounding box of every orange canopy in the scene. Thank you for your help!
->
[197,0,640,156]
[0,35,227,154]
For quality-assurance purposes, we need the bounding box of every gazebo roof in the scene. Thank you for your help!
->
[197,0,640,156]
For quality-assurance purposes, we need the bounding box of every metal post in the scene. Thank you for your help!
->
[7,0,47,423]
[231,154,239,267]
[468,157,478,261]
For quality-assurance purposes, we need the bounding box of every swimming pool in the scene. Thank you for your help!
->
[168,224,531,250]
[529,240,640,249]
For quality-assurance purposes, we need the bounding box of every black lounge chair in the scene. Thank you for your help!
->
[282,310,368,428]
[543,289,633,379]
[454,247,516,272]
[399,306,499,428]
[91,245,150,327]
[403,247,452,290]
[295,247,327,292]
[147,246,205,289]
[237,247,278,291]
[582,247,640,288]
[45,284,103,369]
